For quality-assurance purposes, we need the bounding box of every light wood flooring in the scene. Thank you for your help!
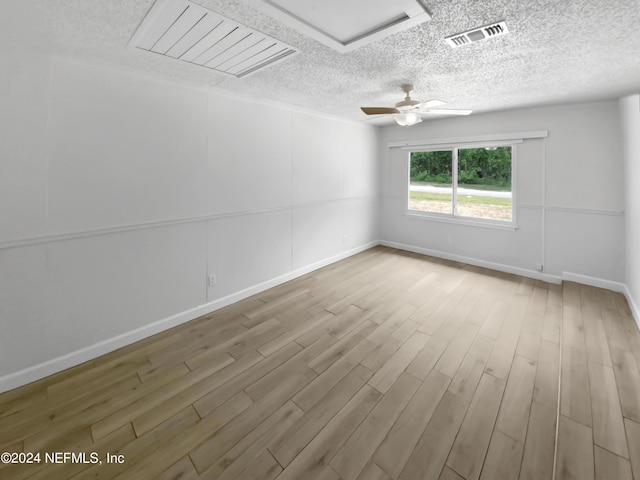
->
[1,246,640,480]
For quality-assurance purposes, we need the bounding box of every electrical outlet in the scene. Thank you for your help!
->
[535,264,543,272]
[208,274,217,287]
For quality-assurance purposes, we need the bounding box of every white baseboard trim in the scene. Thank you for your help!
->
[561,271,626,293]
[0,241,379,393]
[381,240,562,284]
[623,286,640,330]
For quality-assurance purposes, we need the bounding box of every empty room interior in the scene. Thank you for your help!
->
[2,0,640,479]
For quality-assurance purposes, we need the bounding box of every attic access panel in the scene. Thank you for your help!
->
[241,0,431,53]
[130,0,297,78]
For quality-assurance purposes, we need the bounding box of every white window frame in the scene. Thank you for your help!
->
[404,141,519,230]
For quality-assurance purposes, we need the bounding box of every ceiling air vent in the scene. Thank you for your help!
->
[130,0,297,78]
[445,21,509,48]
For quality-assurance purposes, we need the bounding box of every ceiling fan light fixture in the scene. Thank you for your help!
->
[393,112,422,127]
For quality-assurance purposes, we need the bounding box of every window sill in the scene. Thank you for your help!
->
[404,210,519,231]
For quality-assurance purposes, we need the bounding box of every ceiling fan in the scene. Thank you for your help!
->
[361,84,472,126]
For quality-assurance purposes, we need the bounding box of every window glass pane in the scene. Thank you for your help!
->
[409,150,453,214]
[456,146,512,221]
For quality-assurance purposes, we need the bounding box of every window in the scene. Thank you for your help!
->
[408,145,513,223]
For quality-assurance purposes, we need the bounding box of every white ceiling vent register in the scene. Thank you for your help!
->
[130,0,297,78]
[241,0,431,53]
[445,21,509,48]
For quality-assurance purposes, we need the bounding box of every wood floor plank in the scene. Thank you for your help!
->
[108,391,253,480]
[198,400,303,480]
[0,389,47,420]
[148,323,245,369]
[257,311,334,357]
[610,347,640,422]
[495,355,537,444]
[519,401,557,480]
[405,323,457,380]
[323,304,368,339]
[309,320,376,374]
[357,462,392,480]
[398,391,468,480]
[368,332,430,393]
[276,385,382,480]
[601,307,633,353]
[448,273,492,327]
[131,353,262,437]
[331,372,420,480]
[434,323,479,378]
[417,298,460,336]
[238,449,283,480]
[528,281,549,316]
[154,456,199,480]
[46,358,149,401]
[478,429,524,480]
[542,283,562,344]
[93,351,261,440]
[560,345,592,427]
[533,339,560,409]
[245,355,314,402]
[0,373,142,448]
[361,319,420,372]
[439,466,465,480]
[555,414,594,480]
[367,304,418,346]
[562,304,586,352]
[479,298,511,340]
[27,423,136,480]
[325,283,378,315]
[191,342,301,418]
[293,339,377,412]
[484,296,529,380]
[516,312,544,362]
[587,359,628,458]
[314,465,342,480]
[269,364,373,467]
[619,312,640,366]
[189,362,316,473]
[624,418,640,480]
[594,446,633,480]
[582,301,612,367]
[244,287,310,320]
[291,332,339,366]
[448,334,494,402]
[373,369,450,479]
[71,406,200,480]
[4,427,92,479]
[446,373,506,480]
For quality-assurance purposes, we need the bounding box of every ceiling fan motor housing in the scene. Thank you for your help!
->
[395,85,419,110]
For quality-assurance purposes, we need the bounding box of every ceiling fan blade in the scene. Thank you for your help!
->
[416,99,447,110]
[422,108,472,115]
[361,107,401,115]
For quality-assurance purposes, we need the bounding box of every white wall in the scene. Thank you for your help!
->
[379,102,625,286]
[621,94,640,324]
[0,57,379,390]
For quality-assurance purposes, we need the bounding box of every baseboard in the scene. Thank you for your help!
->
[0,241,379,393]
[380,240,562,284]
[561,271,626,293]
[623,285,640,330]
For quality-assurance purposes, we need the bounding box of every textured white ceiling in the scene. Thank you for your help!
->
[5,0,640,125]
